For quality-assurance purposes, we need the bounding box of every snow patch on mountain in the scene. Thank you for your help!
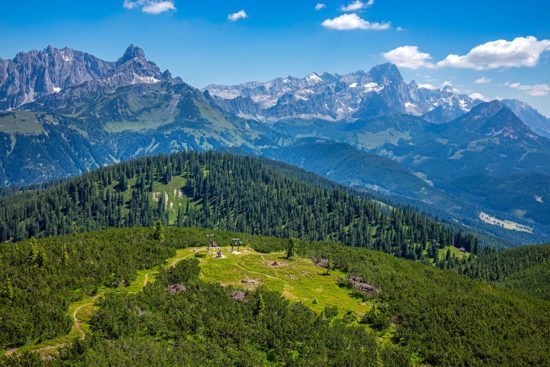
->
[307,73,323,83]
[132,73,160,85]
[206,64,481,123]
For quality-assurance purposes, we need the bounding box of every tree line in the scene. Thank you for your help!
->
[0,152,479,263]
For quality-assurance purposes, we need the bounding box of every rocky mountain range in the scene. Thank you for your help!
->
[207,63,480,122]
[501,99,550,138]
[0,45,549,245]
[0,44,175,110]
[206,63,549,136]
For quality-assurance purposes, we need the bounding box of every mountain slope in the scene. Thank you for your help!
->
[264,103,550,243]
[264,138,431,196]
[1,228,548,366]
[0,80,273,186]
[502,98,550,138]
[458,244,550,299]
[423,101,550,179]
[0,151,479,260]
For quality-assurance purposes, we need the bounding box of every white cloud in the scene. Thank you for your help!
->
[474,77,492,84]
[315,3,326,10]
[396,26,404,32]
[123,0,138,9]
[123,0,175,14]
[322,13,390,31]
[142,1,175,14]
[437,36,550,70]
[469,92,490,101]
[382,45,434,69]
[384,36,550,70]
[228,10,248,22]
[507,82,550,96]
[340,0,374,11]
[418,83,437,90]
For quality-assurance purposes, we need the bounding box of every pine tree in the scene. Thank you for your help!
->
[287,238,296,259]
[61,244,70,266]
[152,220,165,243]
[254,292,265,318]
[1,277,14,300]
[71,222,80,236]
[27,237,39,267]
[36,245,47,268]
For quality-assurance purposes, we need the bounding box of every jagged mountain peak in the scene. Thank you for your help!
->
[500,99,550,138]
[466,100,505,118]
[0,45,174,110]
[367,62,403,84]
[442,85,453,94]
[118,44,146,64]
[206,62,481,123]
[448,100,538,139]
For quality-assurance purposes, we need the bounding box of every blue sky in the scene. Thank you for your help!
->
[1,0,549,114]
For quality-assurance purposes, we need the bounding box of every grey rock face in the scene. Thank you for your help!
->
[206,63,477,123]
[0,44,170,109]
[502,99,550,139]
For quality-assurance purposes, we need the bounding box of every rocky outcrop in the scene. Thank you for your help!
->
[0,44,172,110]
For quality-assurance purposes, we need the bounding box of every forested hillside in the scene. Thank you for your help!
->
[0,152,479,263]
[457,244,550,299]
[0,227,548,366]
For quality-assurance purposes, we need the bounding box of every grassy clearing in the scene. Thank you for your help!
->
[0,111,45,135]
[438,245,470,260]
[109,175,193,223]
[150,176,190,224]
[11,244,391,358]
[186,246,373,318]
[479,211,533,233]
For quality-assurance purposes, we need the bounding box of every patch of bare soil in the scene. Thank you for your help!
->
[230,290,248,302]
[348,275,379,295]
[166,284,188,294]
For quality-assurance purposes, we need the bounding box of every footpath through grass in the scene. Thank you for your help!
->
[9,245,391,358]
[4,247,192,357]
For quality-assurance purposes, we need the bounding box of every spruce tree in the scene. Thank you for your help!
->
[287,238,296,259]
[153,220,165,243]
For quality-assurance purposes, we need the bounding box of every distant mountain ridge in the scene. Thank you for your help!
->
[0,45,549,245]
[501,99,550,138]
[206,64,549,136]
[0,44,175,110]
[206,63,481,122]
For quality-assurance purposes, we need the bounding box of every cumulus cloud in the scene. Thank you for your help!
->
[382,45,434,69]
[228,10,248,22]
[315,3,327,10]
[437,36,550,70]
[474,77,492,84]
[469,92,490,101]
[507,82,550,96]
[340,0,374,11]
[384,36,550,70]
[123,0,175,14]
[322,13,390,31]
[418,83,437,90]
